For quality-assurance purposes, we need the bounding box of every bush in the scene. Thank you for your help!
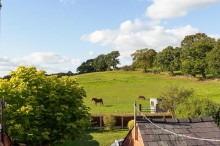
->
[103,115,116,130]
[176,98,220,126]
[127,120,134,130]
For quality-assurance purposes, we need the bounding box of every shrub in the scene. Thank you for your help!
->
[127,120,134,130]
[176,98,220,126]
[159,84,194,118]
[103,115,116,130]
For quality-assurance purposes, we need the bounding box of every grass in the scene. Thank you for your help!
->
[74,70,220,115]
[59,129,129,146]
[66,70,220,145]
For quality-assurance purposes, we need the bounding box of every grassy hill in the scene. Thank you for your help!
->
[74,70,220,115]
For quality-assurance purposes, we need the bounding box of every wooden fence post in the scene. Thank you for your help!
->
[100,116,102,128]
[121,116,124,129]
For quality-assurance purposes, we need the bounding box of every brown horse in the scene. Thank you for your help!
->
[91,98,103,106]
[138,96,146,100]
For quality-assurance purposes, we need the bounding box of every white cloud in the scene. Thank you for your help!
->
[81,19,198,54]
[0,52,81,77]
[81,19,199,67]
[81,0,220,66]
[146,0,220,20]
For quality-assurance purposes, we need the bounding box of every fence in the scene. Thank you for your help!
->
[91,115,172,129]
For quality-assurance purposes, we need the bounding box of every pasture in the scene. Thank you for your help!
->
[71,70,220,146]
[75,70,220,115]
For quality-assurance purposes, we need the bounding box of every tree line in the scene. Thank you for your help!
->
[78,33,219,79]
[131,33,220,79]
[77,51,120,74]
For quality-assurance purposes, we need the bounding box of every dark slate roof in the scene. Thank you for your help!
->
[137,117,220,146]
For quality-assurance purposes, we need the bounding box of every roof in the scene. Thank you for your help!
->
[137,117,220,146]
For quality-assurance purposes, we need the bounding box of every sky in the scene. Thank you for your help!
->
[0,0,220,77]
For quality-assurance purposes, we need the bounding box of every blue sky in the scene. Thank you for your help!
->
[0,0,220,77]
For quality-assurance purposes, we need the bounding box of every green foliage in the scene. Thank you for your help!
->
[176,98,220,126]
[159,85,194,118]
[131,48,157,73]
[180,33,215,78]
[127,120,134,130]
[106,51,120,70]
[103,115,116,130]
[77,51,120,74]
[154,46,181,75]
[207,39,220,78]
[77,59,96,74]
[0,66,90,145]
[93,54,108,71]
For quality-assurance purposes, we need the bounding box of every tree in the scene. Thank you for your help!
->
[159,85,194,118]
[106,51,120,70]
[77,59,96,74]
[93,54,108,71]
[0,66,90,145]
[154,46,181,75]
[131,48,157,72]
[180,33,215,78]
[207,39,220,78]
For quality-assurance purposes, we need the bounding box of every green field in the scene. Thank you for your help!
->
[71,71,220,146]
[75,70,220,115]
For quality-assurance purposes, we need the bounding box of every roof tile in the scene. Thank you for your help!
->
[201,117,214,122]
[159,135,170,141]
[165,141,177,145]
[145,124,156,129]
[191,122,206,128]
[147,142,159,146]
[142,135,152,142]
[205,140,220,145]
[184,139,197,145]
[144,129,154,135]
[135,117,220,146]
[168,135,176,141]
[149,135,160,141]
[175,140,187,145]
[164,124,173,129]
[165,119,178,123]
[188,128,199,133]
[179,128,190,134]
[158,141,169,146]
[194,139,206,145]
[178,118,190,123]
[190,117,202,123]
[152,129,163,135]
